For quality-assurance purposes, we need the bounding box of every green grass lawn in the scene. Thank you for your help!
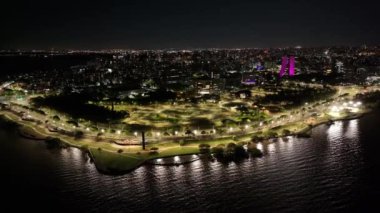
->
[89,148,145,173]
[153,146,200,158]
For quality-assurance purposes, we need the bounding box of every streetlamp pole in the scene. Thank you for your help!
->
[141,131,146,150]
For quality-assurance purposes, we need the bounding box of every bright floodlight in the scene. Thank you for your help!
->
[330,106,340,113]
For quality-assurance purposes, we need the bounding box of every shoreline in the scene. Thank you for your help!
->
[0,108,375,175]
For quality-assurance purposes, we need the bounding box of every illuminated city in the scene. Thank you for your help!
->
[0,0,379,212]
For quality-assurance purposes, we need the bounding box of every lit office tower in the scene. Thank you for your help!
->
[279,56,288,77]
[289,56,295,76]
[279,56,295,77]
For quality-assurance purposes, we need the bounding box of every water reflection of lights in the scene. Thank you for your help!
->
[71,148,81,160]
[267,143,276,153]
[327,121,343,142]
[174,156,180,162]
[256,143,263,151]
[60,148,83,167]
[153,164,167,177]
[345,119,358,138]
[281,137,294,151]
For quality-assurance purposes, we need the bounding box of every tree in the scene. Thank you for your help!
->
[199,144,211,154]
[74,130,84,139]
[282,129,291,135]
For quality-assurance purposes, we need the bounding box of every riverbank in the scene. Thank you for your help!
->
[0,107,375,175]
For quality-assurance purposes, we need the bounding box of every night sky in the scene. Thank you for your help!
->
[1,0,379,50]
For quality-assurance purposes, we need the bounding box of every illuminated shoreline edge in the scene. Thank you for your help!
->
[0,108,373,175]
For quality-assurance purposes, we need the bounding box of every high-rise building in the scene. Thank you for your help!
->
[335,61,344,73]
[279,56,295,77]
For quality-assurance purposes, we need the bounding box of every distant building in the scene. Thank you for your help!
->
[279,56,295,77]
[335,61,344,73]
[241,74,256,85]
[193,78,225,95]
[235,90,252,99]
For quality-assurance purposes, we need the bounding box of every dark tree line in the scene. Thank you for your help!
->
[32,93,129,123]
[259,87,336,107]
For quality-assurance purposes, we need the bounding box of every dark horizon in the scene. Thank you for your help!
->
[1,0,379,50]
[2,44,379,52]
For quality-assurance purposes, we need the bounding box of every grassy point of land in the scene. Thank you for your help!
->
[89,148,145,174]
[2,85,378,174]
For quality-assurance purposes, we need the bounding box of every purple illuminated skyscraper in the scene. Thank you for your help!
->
[289,56,295,76]
[279,56,295,77]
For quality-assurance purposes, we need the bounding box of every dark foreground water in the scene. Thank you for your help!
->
[1,111,380,212]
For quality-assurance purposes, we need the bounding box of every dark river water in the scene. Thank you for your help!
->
[1,111,380,213]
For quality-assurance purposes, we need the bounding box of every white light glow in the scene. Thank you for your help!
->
[256,143,263,151]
